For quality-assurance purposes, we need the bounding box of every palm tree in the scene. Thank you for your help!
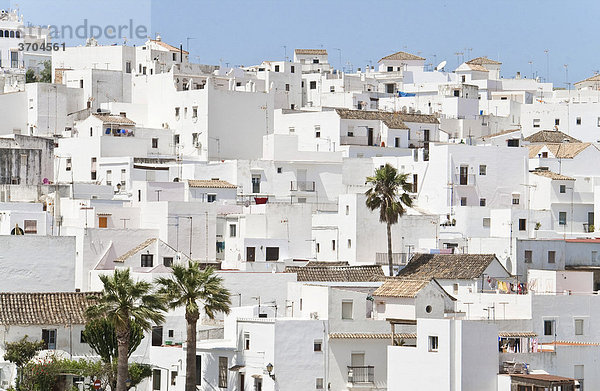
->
[365,163,413,276]
[86,269,166,391]
[156,262,231,391]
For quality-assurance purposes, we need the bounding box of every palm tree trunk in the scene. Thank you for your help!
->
[186,311,199,391]
[387,222,393,276]
[116,326,130,391]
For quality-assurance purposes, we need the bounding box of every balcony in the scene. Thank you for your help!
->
[290,181,315,192]
[348,366,374,384]
[340,135,369,146]
[453,173,476,186]
[375,252,408,265]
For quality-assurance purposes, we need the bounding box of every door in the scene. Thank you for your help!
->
[152,326,163,346]
[351,353,365,367]
[367,128,374,146]
[297,169,307,190]
[252,175,261,193]
[423,129,430,142]
[459,166,468,185]
[246,247,255,262]
[588,212,594,229]
[42,329,57,350]
[239,373,245,391]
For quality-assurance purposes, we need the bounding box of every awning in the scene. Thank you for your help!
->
[251,374,262,379]
[229,365,245,372]
[499,331,537,338]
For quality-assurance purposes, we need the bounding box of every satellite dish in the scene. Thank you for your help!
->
[244,200,250,207]
[435,60,447,71]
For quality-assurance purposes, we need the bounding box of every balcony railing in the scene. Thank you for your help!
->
[290,181,315,192]
[348,366,374,384]
[453,173,476,186]
[340,135,368,146]
[375,252,408,265]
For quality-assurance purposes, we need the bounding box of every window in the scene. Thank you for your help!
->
[274,65,280,72]
[428,336,439,352]
[289,127,295,133]
[153,369,161,390]
[593,251,598,263]
[575,319,584,335]
[163,257,173,267]
[460,197,467,206]
[347,239,352,248]
[125,61,132,73]
[98,216,108,229]
[313,58,319,64]
[558,184,567,194]
[218,357,228,388]
[555,118,560,126]
[175,107,180,118]
[173,53,177,61]
[330,86,335,92]
[483,217,491,227]
[171,371,177,386]
[544,320,554,336]
[285,84,290,91]
[244,333,250,350]
[412,174,418,193]
[195,355,201,385]
[266,247,279,261]
[512,195,520,205]
[152,138,158,148]
[453,283,459,295]
[316,378,324,389]
[519,219,526,231]
[387,66,393,72]
[548,251,556,264]
[395,137,400,147]
[141,254,154,267]
[342,301,353,319]
[346,205,350,215]
[168,329,174,338]
[252,174,261,193]
[524,250,532,263]
[314,340,322,352]
[91,157,97,180]
[277,167,282,174]
[541,151,548,158]
[480,198,486,207]
[559,211,567,225]
[229,224,237,237]
[66,158,72,171]
[533,118,540,128]
[574,365,584,390]
[386,83,395,94]
[121,169,126,186]
[207,194,217,203]
[310,81,317,89]
[80,330,86,343]
[316,243,320,253]
[291,65,295,73]
[576,117,582,125]
[507,139,519,147]
[453,90,460,97]
[23,220,37,234]
[152,326,163,346]
[106,170,112,186]
[479,165,487,175]
[332,240,336,251]
[41,329,57,350]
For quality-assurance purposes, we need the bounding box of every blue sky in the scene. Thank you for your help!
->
[5,0,599,85]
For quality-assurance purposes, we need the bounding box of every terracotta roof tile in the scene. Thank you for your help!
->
[305,261,350,267]
[115,238,157,263]
[524,130,580,144]
[188,179,237,189]
[379,51,425,62]
[530,169,575,181]
[397,254,506,280]
[284,265,384,282]
[335,109,438,129]
[149,39,189,54]
[467,64,489,72]
[373,278,430,297]
[294,49,327,55]
[0,292,100,325]
[499,331,537,337]
[575,74,600,85]
[466,56,501,65]
[92,113,136,126]
[510,374,575,383]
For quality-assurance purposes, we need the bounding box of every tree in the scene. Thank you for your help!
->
[39,61,51,83]
[25,68,37,83]
[156,263,231,391]
[3,336,46,389]
[86,269,165,391]
[365,163,413,276]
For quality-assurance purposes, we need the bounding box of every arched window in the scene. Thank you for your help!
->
[15,30,20,38]
[9,31,14,38]
[3,31,9,38]
[0,31,3,38]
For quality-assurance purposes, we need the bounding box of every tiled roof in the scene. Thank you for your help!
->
[524,130,580,144]
[528,143,593,159]
[373,278,430,297]
[575,74,600,85]
[466,56,501,65]
[0,292,100,325]
[466,64,489,72]
[528,144,544,158]
[397,254,504,280]
[92,113,136,126]
[530,169,575,181]
[499,331,537,337]
[379,51,425,62]
[294,49,327,55]
[329,332,416,339]
[305,261,350,267]
[115,238,157,263]
[510,374,575,383]
[284,265,385,282]
[188,179,237,189]
[482,129,521,138]
[149,39,189,54]
[335,109,438,129]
